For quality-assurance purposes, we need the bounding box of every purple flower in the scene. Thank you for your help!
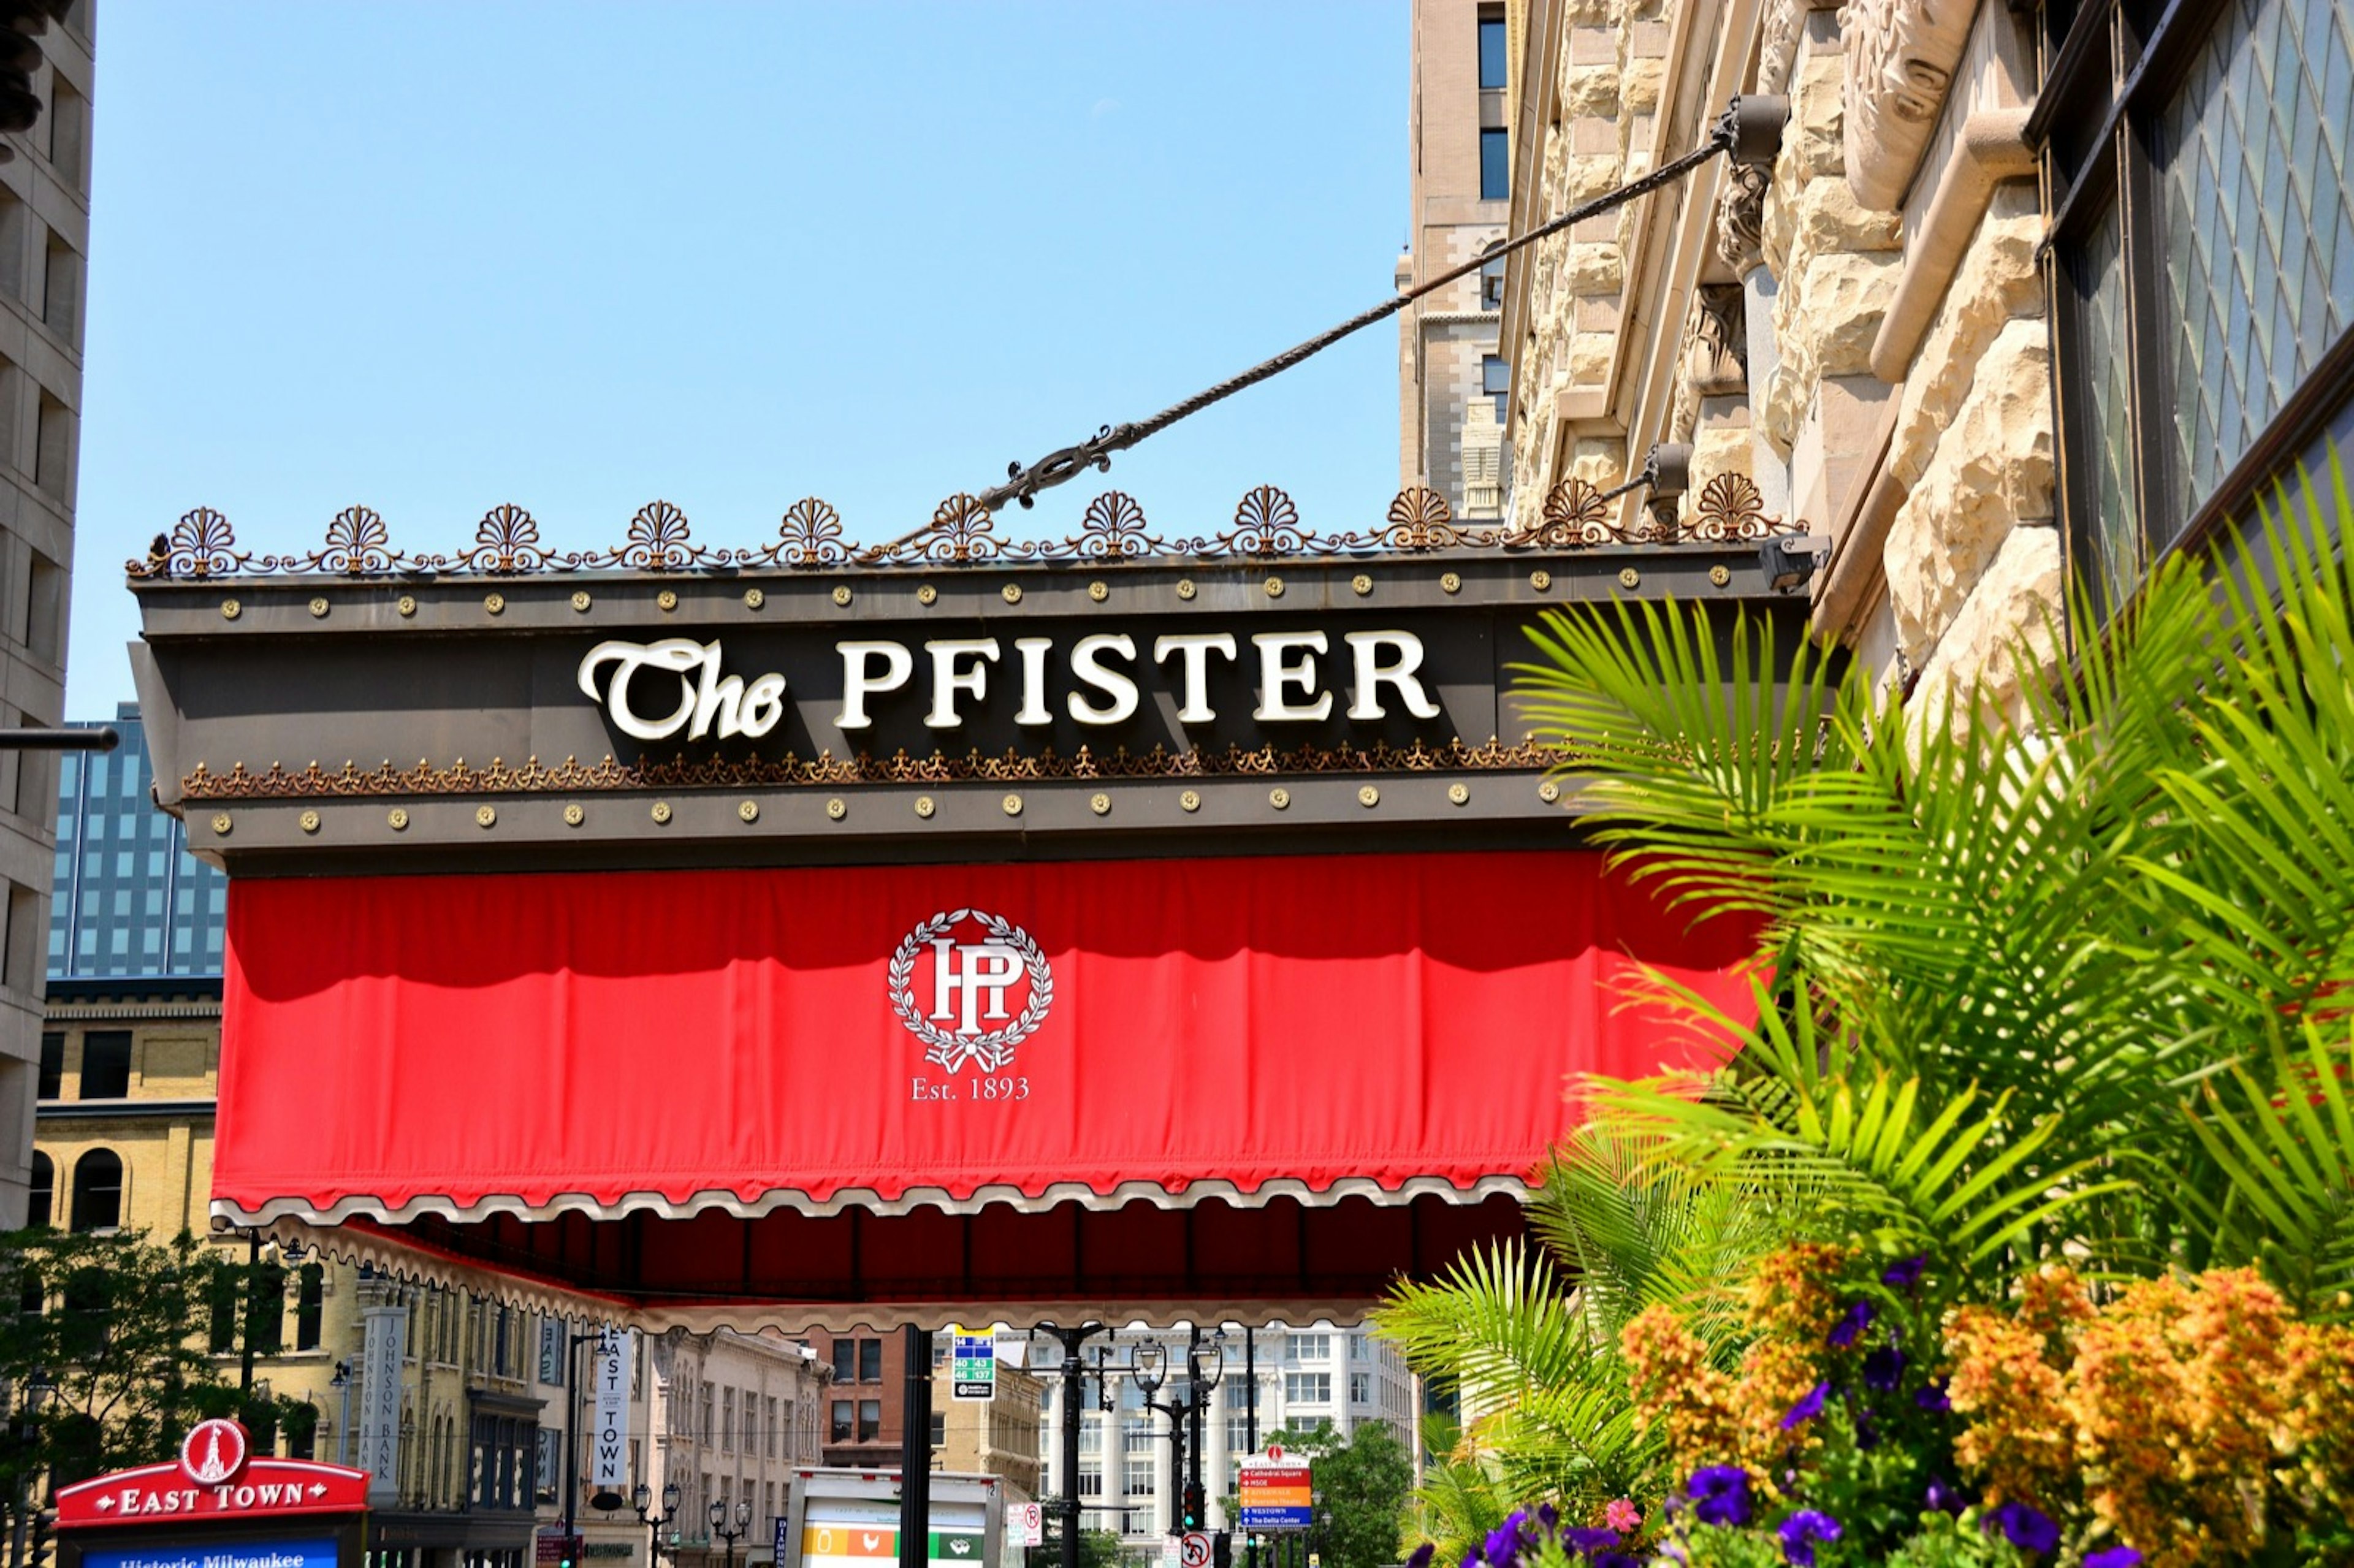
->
[1914,1379,1951,1412]
[1405,1547,1434,1568]
[1534,1504,1558,1532]
[1882,1254,1929,1290]
[1593,1557,1640,1568]
[1686,1466,1753,1527]
[1924,1475,1965,1515]
[2084,1549,2143,1568]
[1780,1381,1829,1429]
[1986,1501,2060,1553]
[1561,1528,1620,1555]
[1777,1510,1843,1567]
[1862,1345,1905,1390]
[1484,1512,1528,1568]
[1460,1551,1480,1568]
[1826,1300,1876,1348]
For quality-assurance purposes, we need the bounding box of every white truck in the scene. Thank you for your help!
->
[777,1468,1005,1568]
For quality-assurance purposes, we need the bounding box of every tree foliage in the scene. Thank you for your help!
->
[0,1227,316,1517]
[1265,1420,1413,1568]
[1375,470,2354,1535]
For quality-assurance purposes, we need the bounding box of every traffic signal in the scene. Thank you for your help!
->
[1181,1481,1206,1532]
[1213,1532,1233,1568]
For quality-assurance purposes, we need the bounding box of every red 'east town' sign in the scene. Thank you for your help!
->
[54,1420,370,1528]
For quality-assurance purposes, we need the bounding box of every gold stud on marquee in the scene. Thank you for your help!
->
[1001,584,1023,605]
[476,805,497,829]
[657,590,679,612]
[220,599,242,621]
[1089,793,1111,816]
[1440,572,1462,595]
[831,585,853,607]
[1447,783,1470,806]
[210,813,232,835]
[1529,570,1552,592]
[387,807,409,831]
[397,595,417,617]
[1179,789,1202,813]
[484,592,506,615]
[308,596,329,618]
[916,584,938,606]
[1176,579,1197,601]
[743,588,765,610]
[1002,793,1023,816]
[914,795,937,818]
[737,800,760,823]
[1618,567,1640,590]
[299,809,321,833]
[1537,780,1561,803]
[1269,787,1291,810]
[650,801,673,824]
[572,590,593,612]
[1087,580,1109,603]
[1709,563,1732,587]
[1358,785,1380,808]
[825,797,848,820]
[1263,576,1284,599]
[1352,574,1373,596]
[562,803,585,827]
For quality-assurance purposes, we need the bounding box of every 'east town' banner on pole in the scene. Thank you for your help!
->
[590,1330,634,1490]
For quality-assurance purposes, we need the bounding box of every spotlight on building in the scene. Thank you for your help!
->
[1724,94,1790,167]
[1642,442,1693,536]
[1760,534,1832,593]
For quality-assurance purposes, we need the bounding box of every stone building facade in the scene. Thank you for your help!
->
[646,1330,826,1568]
[1399,0,1515,520]
[1492,0,2352,704]
[0,0,96,1228]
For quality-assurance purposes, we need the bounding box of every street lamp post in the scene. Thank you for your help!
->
[1103,1328,1224,1539]
[8,1370,51,1568]
[327,1362,352,1466]
[708,1498,751,1568]
[633,1481,684,1568]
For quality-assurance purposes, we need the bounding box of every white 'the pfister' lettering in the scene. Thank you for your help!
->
[577,628,1444,740]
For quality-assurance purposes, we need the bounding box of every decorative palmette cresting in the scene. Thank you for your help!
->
[127,476,1803,580]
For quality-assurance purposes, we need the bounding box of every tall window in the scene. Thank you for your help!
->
[1477,7,1509,200]
[831,1339,856,1383]
[36,1032,60,1099]
[67,1148,119,1230]
[78,1030,129,1098]
[856,1399,880,1441]
[295,1264,324,1351]
[26,1152,48,1228]
[858,1338,883,1382]
[1482,355,1511,421]
[830,1401,852,1443]
[2045,0,2354,614]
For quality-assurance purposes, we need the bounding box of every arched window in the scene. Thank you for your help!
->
[27,1152,51,1228]
[68,1149,121,1231]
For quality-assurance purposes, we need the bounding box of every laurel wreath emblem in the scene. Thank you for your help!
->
[888,908,1054,1072]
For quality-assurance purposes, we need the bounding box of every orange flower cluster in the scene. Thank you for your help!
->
[1945,1266,2354,1566]
[1621,1243,1853,1488]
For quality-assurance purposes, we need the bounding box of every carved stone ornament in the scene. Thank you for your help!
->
[1841,0,1975,210]
[1715,162,1770,276]
[1693,283,1750,394]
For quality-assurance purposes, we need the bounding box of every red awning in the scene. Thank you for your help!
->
[218,849,1752,1323]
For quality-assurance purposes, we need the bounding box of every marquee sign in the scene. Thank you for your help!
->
[54,1421,370,1528]
[128,495,1802,1323]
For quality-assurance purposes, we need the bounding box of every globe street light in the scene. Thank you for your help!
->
[709,1498,752,1568]
[634,1482,684,1568]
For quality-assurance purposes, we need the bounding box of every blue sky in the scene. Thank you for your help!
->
[69,2,1407,717]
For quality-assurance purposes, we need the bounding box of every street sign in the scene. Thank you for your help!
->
[1236,1451,1312,1532]
[1011,1504,1044,1548]
[1181,1534,1212,1568]
[950,1325,996,1401]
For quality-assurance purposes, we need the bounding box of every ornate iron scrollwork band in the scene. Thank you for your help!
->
[127,479,1805,580]
[179,736,1570,801]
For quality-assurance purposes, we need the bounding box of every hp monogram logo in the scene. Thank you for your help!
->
[888,908,1054,1072]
